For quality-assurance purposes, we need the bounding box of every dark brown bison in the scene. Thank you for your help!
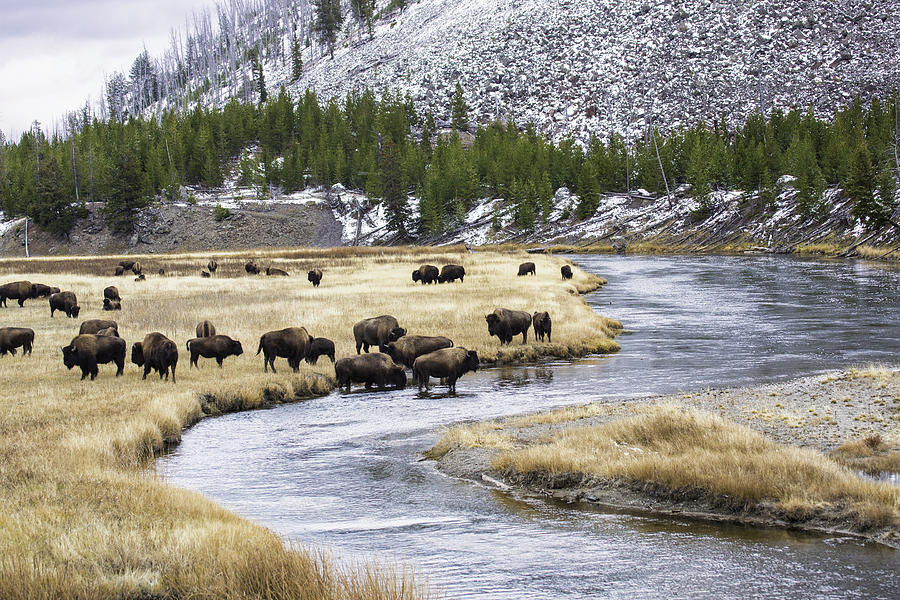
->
[96,327,119,337]
[413,347,479,393]
[245,262,260,274]
[0,327,34,356]
[0,281,35,307]
[118,260,135,270]
[517,262,536,276]
[379,335,454,369]
[200,270,210,278]
[32,283,59,298]
[560,265,573,280]
[131,332,178,383]
[305,337,335,364]
[207,259,218,273]
[104,286,120,301]
[131,262,142,275]
[80,319,118,336]
[353,315,406,354]
[438,264,466,283]
[114,266,125,276]
[334,353,406,391]
[412,264,439,284]
[266,267,289,276]
[532,311,552,343]
[196,320,216,338]
[256,327,311,373]
[485,308,531,345]
[49,291,80,318]
[62,334,126,380]
[134,274,146,281]
[308,268,323,287]
[103,298,122,311]
[158,268,166,276]
[186,335,243,368]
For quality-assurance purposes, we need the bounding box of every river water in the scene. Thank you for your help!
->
[160,255,900,599]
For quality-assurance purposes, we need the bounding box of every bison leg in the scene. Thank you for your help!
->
[216,357,223,368]
[143,365,151,380]
[448,375,457,393]
[328,352,335,363]
[24,342,31,355]
[521,330,528,344]
[17,298,25,307]
[115,358,124,376]
[362,342,370,353]
[171,365,176,384]
[7,348,14,356]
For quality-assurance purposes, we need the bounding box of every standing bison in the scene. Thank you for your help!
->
[438,265,466,283]
[412,264,439,284]
[413,347,479,393]
[517,262,536,276]
[560,265,573,280]
[532,311,552,343]
[308,268,323,287]
[379,335,454,369]
[118,260,135,270]
[305,337,335,364]
[80,319,118,336]
[0,281,35,307]
[104,286,120,301]
[334,353,406,391]
[196,320,216,337]
[485,308,531,345]
[49,291,80,318]
[186,335,243,368]
[207,259,218,273]
[245,262,260,275]
[353,315,406,354]
[131,332,178,383]
[32,283,59,298]
[257,327,311,373]
[114,266,125,276]
[62,334,126,380]
[131,262,142,275]
[0,327,34,356]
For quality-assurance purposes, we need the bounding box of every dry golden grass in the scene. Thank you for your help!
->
[831,434,900,476]
[0,247,617,598]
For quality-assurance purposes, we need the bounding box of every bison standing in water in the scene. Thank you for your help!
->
[62,334,126,380]
[257,327,311,373]
[379,335,454,369]
[560,265,573,280]
[532,311,552,343]
[517,262,536,276]
[412,264,439,284]
[353,315,406,354]
[485,308,531,345]
[0,327,34,356]
[131,332,179,383]
[186,335,243,368]
[334,353,406,391]
[438,264,466,283]
[0,281,35,307]
[308,268,323,287]
[413,347,479,393]
[305,337,335,364]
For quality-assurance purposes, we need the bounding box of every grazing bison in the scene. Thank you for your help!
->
[118,260,135,270]
[266,267,289,276]
[201,270,211,278]
[485,308,531,345]
[256,327,311,373]
[207,259,218,273]
[158,268,165,276]
[560,265,573,280]
[103,298,121,311]
[186,335,243,368]
[114,266,125,276]
[62,334,126,380]
[412,264,439,284]
[131,262,142,275]
[413,347,479,393]
[517,262,536,276]
[196,320,216,338]
[80,319,118,336]
[0,327,34,356]
[134,274,146,281]
[245,262,260,275]
[305,337,335,364]
[353,315,406,354]
[104,286,120,301]
[334,353,406,391]
[532,311,552,343]
[131,332,178,383]
[49,291,80,318]
[438,264,466,283]
[96,327,119,337]
[32,283,59,298]
[308,268,323,287]
[0,281,35,307]
[379,335,454,369]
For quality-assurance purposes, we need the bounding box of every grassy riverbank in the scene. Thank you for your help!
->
[427,367,900,546]
[0,247,619,598]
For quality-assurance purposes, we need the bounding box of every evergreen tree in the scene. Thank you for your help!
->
[251,48,267,104]
[381,138,409,236]
[349,0,375,37]
[104,147,149,234]
[290,34,303,81]
[786,134,825,218]
[314,0,344,59]
[450,82,469,131]
[845,144,887,229]
[31,154,78,235]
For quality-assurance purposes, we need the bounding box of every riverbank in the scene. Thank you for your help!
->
[0,247,619,598]
[427,367,900,547]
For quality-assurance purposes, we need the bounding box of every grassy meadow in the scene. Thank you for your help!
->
[0,247,619,599]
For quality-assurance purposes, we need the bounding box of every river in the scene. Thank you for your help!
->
[160,255,900,599]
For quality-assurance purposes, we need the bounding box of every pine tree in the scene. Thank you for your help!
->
[381,138,409,236]
[251,49,267,104]
[450,82,469,131]
[31,154,78,235]
[104,147,150,234]
[349,0,375,37]
[845,143,886,230]
[314,0,344,59]
[290,34,303,81]
[786,134,825,219]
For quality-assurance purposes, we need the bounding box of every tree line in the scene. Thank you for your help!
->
[0,87,897,238]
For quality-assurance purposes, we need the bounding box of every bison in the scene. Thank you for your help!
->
[0,327,34,356]
[131,332,178,383]
[134,274,146,281]
[118,260,136,270]
[245,262,260,275]
[257,327,311,373]
[158,268,166,276]
[334,353,406,391]
[96,327,119,337]
[379,334,454,369]
[49,291,80,318]
[412,264,439,284]
[201,270,211,278]
[80,319,118,336]
[413,347,479,393]
[353,315,406,354]
[438,264,466,283]
[266,267,289,276]
[196,320,216,338]
[305,337,335,364]
[485,308,531,345]
[308,268,323,287]
[207,259,218,273]
[32,283,59,298]
[114,266,125,276]
[517,262,536,276]
[62,334,126,380]
[186,335,243,368]
[560,265,573,280]
[104,286,120,301]
[103,298,122,311]
[0,281,35,307]
[532,311,552,343]
[131,262,142,275]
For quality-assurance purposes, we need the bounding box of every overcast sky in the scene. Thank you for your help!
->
[0,0,215,141]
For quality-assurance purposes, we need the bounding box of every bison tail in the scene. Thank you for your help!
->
[256,337,264,355]
[186,339,192,352]
[449,339,454,347]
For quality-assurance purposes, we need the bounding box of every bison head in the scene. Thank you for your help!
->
[61,345,78,370]
[485,313,501,335]
[411,270,421,282]
[131,342,145,367]
[389,366,407,389]
[70,305,81,318]
[388,327,406,342]
[231,340,244,356]
[464,350,479,373]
